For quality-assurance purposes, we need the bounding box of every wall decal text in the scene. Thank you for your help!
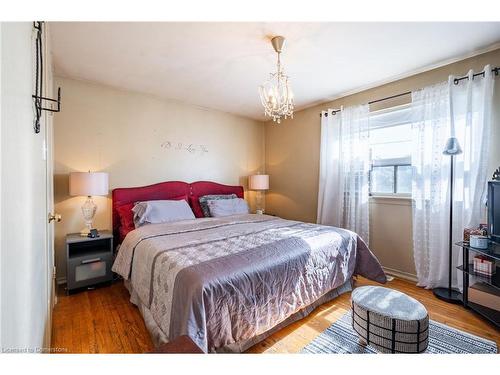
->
[161,141,209,155]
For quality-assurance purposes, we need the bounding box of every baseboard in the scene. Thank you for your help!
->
[382,267,418,283]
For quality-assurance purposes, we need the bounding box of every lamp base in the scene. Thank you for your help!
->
[432,287,462,304]
[80,196,97,236]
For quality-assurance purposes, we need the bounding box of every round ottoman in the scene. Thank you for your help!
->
[351,286,429,353]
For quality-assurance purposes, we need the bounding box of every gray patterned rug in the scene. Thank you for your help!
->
[301,312,497,354]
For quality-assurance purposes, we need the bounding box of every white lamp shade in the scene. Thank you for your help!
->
[69,172,109,196]
[249,174,269,190]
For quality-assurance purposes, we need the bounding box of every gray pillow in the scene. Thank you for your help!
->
[132,199,195,228]
[198,194,237,217]
[207,198,249,218]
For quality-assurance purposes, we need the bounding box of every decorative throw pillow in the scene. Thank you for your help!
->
[132,198,195,228]
[198,194,237,217]
[116,202,136,232]
[189,195,205,218]
[207,198,250,217]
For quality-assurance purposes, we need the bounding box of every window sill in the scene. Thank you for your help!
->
[369,195,412,206]
[370,195,412,200]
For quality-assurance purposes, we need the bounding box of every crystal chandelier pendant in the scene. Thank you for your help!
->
[259,36,294,124]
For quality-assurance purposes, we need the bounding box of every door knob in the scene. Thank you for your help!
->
[48,213,62,223]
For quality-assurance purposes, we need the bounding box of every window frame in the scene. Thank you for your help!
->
[369,164,412,198]
[368,104,413,198]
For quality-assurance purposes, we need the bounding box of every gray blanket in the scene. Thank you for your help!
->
[112,214,386,352]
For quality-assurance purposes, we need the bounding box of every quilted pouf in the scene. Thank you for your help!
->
[351,286,429,353]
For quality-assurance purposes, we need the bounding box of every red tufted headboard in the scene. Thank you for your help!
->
[112,180,244,243]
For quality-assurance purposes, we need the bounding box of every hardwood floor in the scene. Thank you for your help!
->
[51,282,154,353]
[51,277,500,353]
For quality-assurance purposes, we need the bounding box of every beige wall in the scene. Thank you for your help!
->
[54,77,265,281]
[54,49,500,282]
[369,198,415,278]
[265,48,500,279]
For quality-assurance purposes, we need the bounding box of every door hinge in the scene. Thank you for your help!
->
[53,266,57,280]
[42,139,47,161]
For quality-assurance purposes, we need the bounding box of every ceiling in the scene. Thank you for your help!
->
[50,22,500,121]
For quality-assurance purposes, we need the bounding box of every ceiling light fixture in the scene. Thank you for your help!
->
[259,36,294,124]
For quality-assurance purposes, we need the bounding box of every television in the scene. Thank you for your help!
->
[488,181,500,243]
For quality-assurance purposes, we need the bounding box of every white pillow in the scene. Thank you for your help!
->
[207,198,249,217]
[132,199,195,228]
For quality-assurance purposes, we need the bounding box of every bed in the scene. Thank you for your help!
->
[111,181,386,353]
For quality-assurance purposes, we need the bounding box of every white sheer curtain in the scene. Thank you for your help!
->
[411,82,451,288]
[317,110,343,227]
[411,65,494,289]
[317,104,370,243]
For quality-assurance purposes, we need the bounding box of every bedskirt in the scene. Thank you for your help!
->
[125,278,353,353]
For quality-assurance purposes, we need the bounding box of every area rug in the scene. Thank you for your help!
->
[301,312,497,354]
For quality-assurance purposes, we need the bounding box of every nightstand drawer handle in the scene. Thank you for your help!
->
[81,257,102,265]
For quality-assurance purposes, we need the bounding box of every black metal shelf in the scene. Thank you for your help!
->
[456,241,500,261]
[455,241,500,329]
[457,265,500,291]
[467,301,500,327]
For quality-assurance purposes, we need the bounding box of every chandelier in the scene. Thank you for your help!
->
[259,36,294,124]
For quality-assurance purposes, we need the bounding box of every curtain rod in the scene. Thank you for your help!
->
[320,66,500,117]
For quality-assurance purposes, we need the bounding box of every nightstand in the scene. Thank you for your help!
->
[65,231,114,293]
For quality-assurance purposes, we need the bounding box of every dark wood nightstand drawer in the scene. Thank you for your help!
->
[67,252,113,290]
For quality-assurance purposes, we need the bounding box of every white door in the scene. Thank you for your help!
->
[0,21,57,351]
[39,22,58,349]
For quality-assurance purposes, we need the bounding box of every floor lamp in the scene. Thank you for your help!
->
[433,136,463,304]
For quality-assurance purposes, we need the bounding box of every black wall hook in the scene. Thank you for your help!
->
[32,87,61,113]
[32,21,61,134]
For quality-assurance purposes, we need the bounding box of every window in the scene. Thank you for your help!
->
[369,105,412,196]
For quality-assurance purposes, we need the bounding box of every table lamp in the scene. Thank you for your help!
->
[249,174,269,214]
[69,171,109,236]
